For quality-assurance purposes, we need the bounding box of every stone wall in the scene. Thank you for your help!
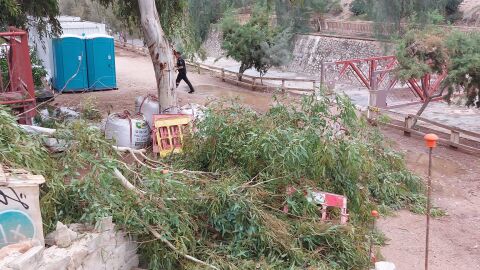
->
[287,34,394,74]
[202,26,224,59]
[201,29,394,75]
[0,217,139,270]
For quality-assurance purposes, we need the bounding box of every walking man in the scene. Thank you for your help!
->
[174,51,195,94]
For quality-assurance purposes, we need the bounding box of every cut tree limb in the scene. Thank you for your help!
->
[113,168,146,197]
[112,167,218,269]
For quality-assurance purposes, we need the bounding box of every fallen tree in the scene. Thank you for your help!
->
[0,93,431,269]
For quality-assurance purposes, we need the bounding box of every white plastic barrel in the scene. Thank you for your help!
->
[104,112,150,149]
[135,95,159,129]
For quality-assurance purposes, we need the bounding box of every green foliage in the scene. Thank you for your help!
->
[396,26,480,107]
[80,97,103,121]
[0,49,47,89]
[30,49,48,88]
[369,0,464,27]
[395,26,449,81]
[0,50,8,88]
[275,0,334,33]
[0,0,61,38]
[59,0,132,35]
[185,94,424,217]
[349,0,370,16]
[444,31,480,107]
[221,6,292,78]
[0,106,50,173]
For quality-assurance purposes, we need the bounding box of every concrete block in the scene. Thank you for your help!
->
[7,245,44,270]
[375,261,396,270]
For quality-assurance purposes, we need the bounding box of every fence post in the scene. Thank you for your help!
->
[281,79,285,92]
[367,72,378,120]
[252,77,256,90]
[312,81,316,91]
[450,130,460,148]
[320,61,325,89]
[404,115,414,137]
[221,69,225,82]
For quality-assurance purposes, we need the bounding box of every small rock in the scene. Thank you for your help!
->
[53,222,78,248]
[95,216,115,233]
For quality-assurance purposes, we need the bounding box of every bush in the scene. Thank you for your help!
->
[350,0,369,16]
[329,1,344,16]
[30,49,47,88]
[445,0,463,16]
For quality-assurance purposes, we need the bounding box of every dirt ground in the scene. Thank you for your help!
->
[55,49,282,114]
[377,128,480,270]
[55,48,480,270]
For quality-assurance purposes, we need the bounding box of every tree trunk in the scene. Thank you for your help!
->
[138,0,177,112]
[238,63,247,81]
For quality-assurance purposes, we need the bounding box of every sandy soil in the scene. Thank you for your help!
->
[377,128,480,270]
[54,48,480,270]
[54,49,283,114]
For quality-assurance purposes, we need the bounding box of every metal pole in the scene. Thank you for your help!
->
[425,147,433,270]
[423,133,437,270]
[369,210,379,268]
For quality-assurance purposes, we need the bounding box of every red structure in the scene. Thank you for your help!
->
[333,56,447,103]
[335,56,397,90]
[0,27,36,124]
[307,190,349,225]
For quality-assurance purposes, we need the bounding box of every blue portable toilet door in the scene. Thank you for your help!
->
[55,36,88,92]
[87,36,116,90]
[63,38,87,91]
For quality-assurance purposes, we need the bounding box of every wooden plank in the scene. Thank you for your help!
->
[409,114,480,139]
[384,123,480,154]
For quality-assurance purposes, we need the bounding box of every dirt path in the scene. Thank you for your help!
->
[54,49,282,114]
[54,48,480,270]
[377,128,480,270]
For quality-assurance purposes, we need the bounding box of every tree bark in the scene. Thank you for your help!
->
[238,63,247,81]
[138,0,177,112]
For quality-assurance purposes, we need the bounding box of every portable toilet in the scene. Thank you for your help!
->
[52,35,88,92]
[85,34,117,90]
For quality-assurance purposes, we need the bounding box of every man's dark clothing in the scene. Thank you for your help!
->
[176,57,194,93]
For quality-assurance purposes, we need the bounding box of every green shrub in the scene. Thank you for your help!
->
[30,49,47,88]
[350,0,369,16]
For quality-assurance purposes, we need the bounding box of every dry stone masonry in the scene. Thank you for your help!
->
[0,217,139,270]
[201,28,394,76]
[287,34,394,74]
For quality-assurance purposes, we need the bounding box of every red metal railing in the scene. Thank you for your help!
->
[333,56,447,102]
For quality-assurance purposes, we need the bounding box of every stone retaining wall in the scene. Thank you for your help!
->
[201,29,394,75]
